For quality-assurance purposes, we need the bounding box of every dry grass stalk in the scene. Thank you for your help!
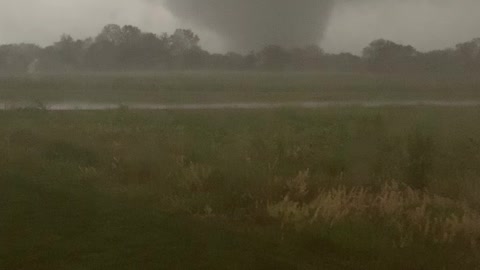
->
[267,172,480,248]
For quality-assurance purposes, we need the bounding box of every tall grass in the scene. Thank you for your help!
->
[2,107,480,268]
[268,180,480,249]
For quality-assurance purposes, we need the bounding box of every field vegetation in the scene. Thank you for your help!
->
[1,72,480,104]
[2,14,480,270]
[2,107,480,269]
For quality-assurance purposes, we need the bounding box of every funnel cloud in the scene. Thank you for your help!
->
[163,0,335,51]
[1,0,480,54]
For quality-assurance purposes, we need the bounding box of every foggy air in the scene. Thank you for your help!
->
[1,1,480,270]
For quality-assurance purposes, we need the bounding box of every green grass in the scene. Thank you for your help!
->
[0,177,305,270]
[1,71,480,104]
[1,108,480,269]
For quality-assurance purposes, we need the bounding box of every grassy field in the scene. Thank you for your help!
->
[1,72,480,104]
[1,107,480,269]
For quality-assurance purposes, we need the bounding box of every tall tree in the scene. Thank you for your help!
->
[168,29,204,68]
[96,24,124,45]
[363,39,417,72]
[455,38,480,71]
[0,44,41,73]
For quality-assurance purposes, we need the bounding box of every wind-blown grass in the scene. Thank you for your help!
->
[2,107,480,269]
[268,180,480,249]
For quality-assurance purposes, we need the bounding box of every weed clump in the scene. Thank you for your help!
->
[268,178,480,249]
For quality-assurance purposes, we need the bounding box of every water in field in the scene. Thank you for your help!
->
[2,100,480,111]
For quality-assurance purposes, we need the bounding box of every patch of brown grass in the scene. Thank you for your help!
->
[268,174,480,249]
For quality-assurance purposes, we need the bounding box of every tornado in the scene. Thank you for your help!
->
[162,0,335,51]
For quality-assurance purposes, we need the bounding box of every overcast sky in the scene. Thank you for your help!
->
[0,0,479,54]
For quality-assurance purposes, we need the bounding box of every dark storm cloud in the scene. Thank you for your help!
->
[1,0,480,53]
[0,0,175,46]
[161,0,480,52]
[162,0,335,51]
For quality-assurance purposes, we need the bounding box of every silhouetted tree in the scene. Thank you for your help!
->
[290,45,324,70]
[117,26,164,68]
[455,38,480,71]
[40,35,88,71]
[0,44,41,73]
[243,51,258,69]
[96,24,124,45]
[1,23,480,73]
[258,45,290,70]
[168,29,204,68]
[417,49,461,73]
[322,53,363,72]
[363,39,418,72]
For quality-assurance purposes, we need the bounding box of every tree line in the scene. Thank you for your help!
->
[1,24,479,73]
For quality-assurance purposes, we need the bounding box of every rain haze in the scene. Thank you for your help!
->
[2,1,480,269]
[0,0,479,53]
